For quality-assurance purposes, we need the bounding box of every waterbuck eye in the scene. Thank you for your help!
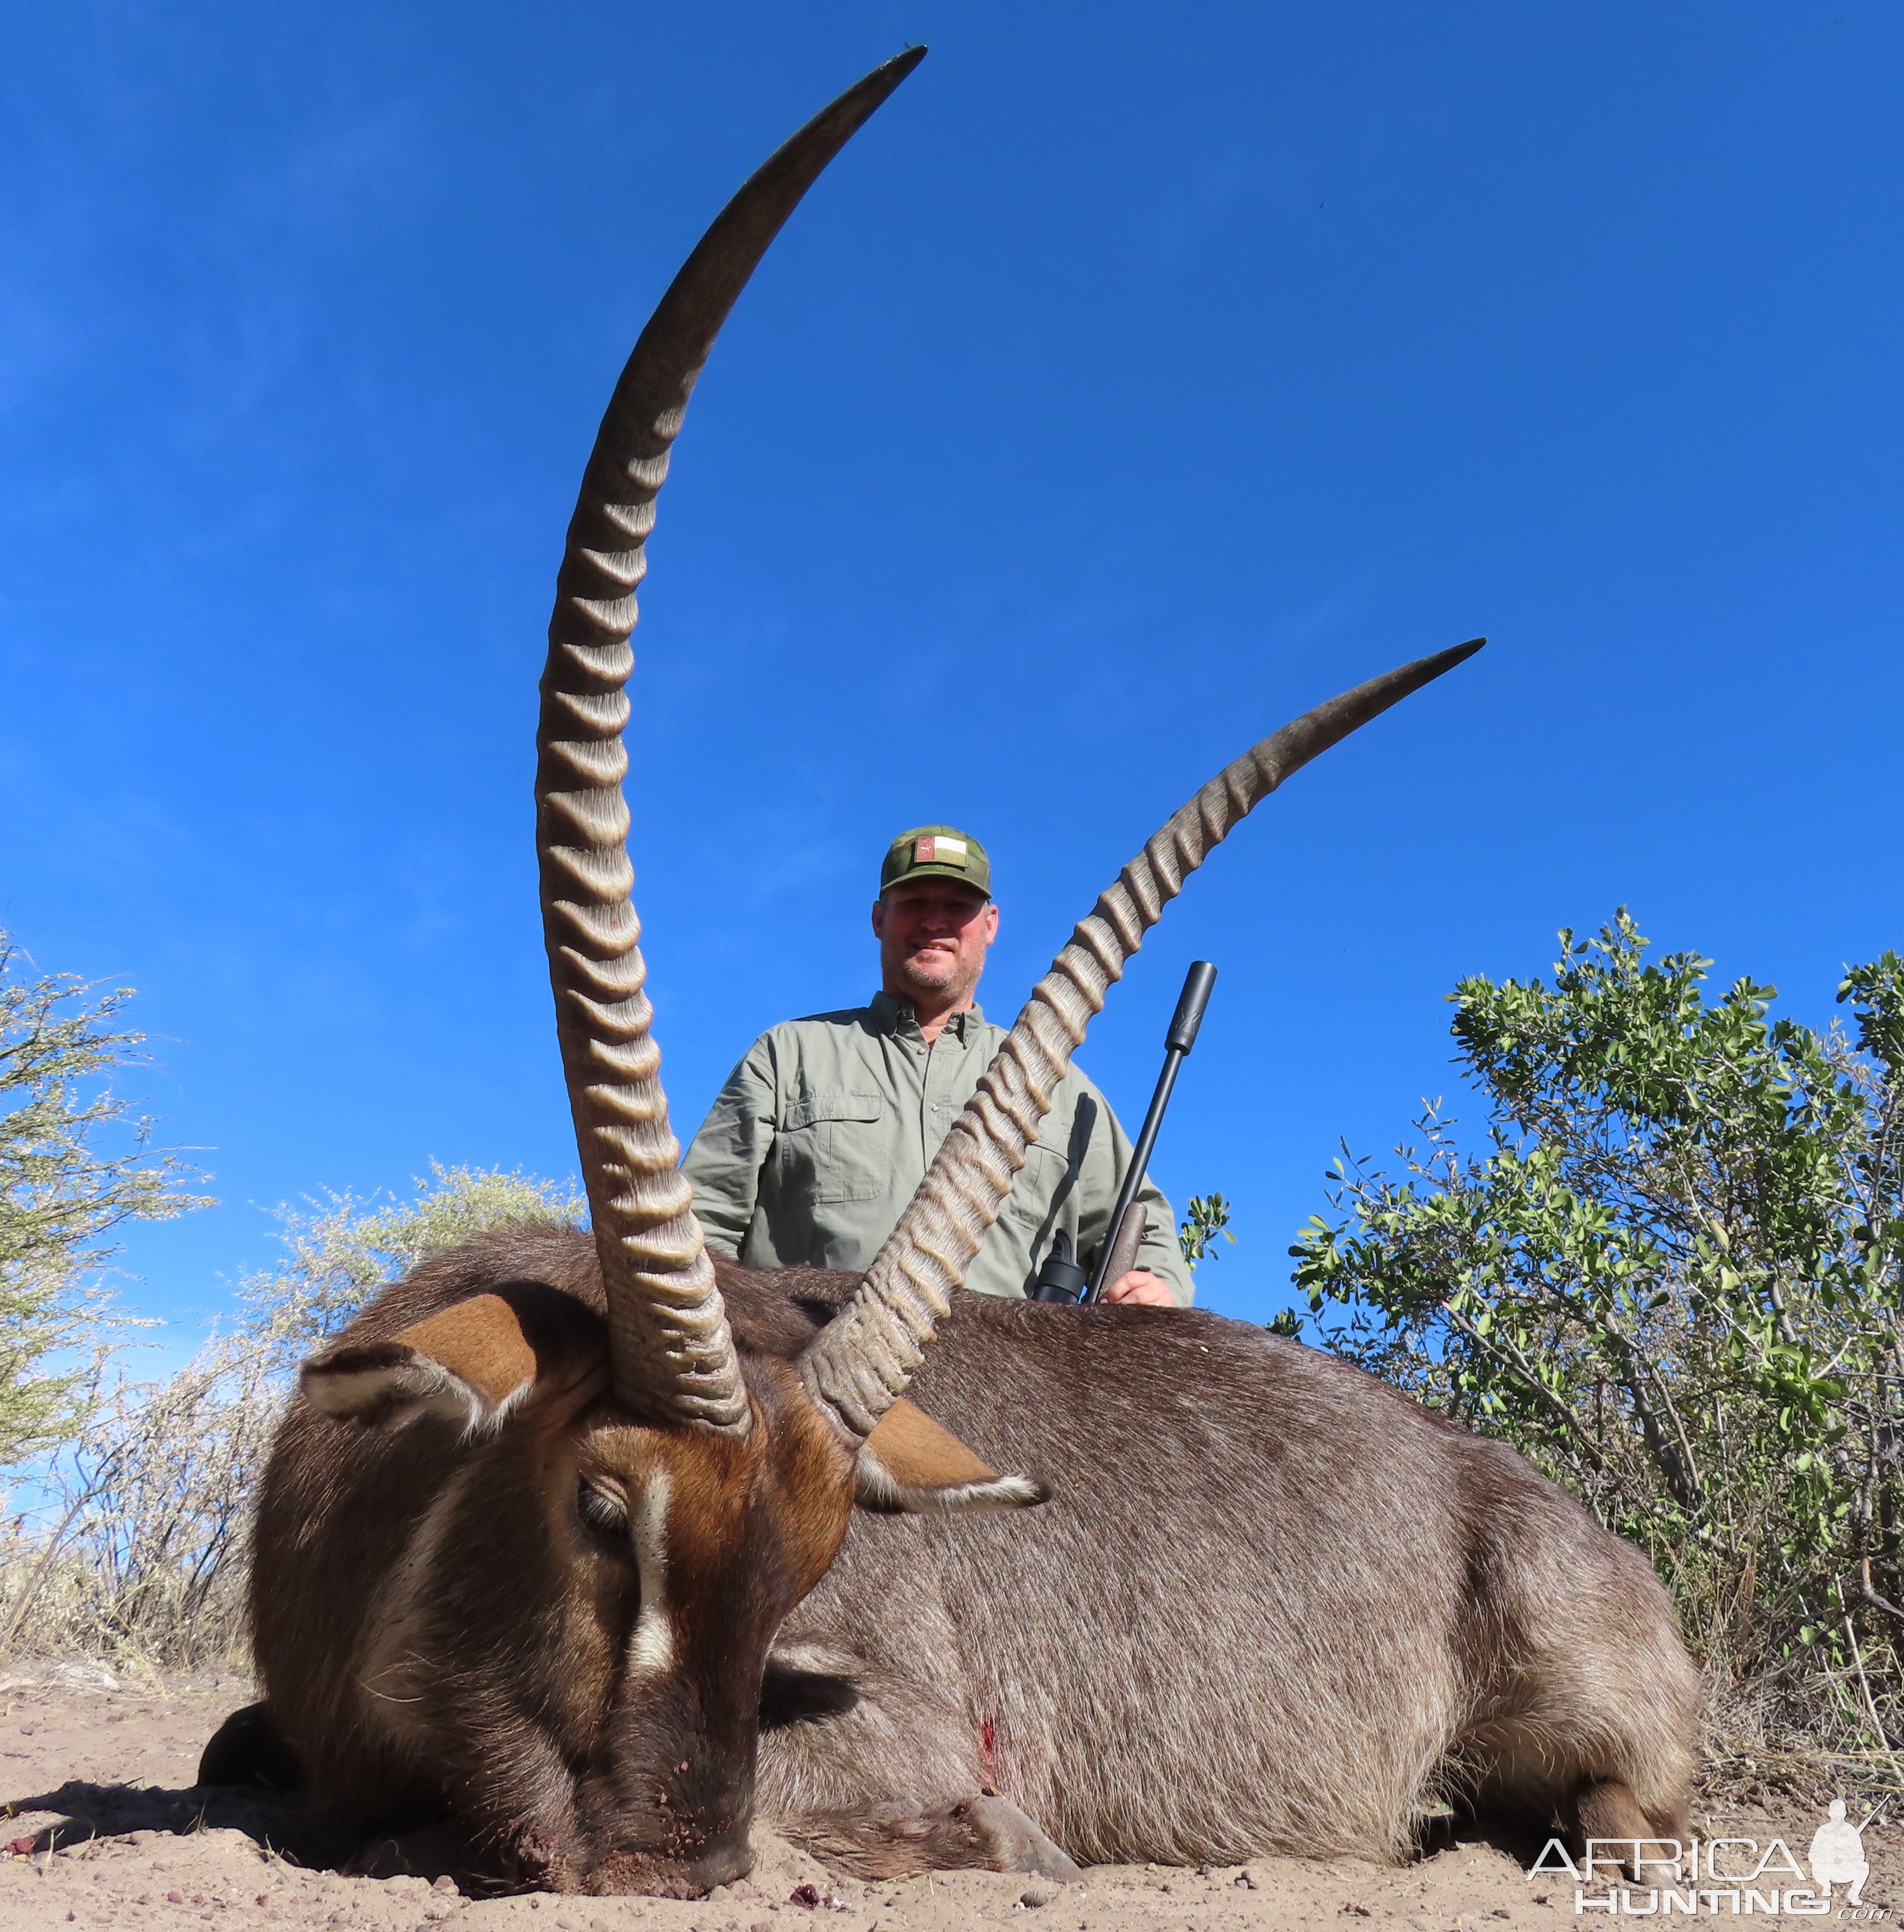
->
[575,1476,630,1546]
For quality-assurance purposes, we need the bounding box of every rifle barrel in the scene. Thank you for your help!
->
[1084,960,1217,1301]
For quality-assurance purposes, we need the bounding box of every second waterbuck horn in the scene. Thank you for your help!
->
[800,637,1482,1438]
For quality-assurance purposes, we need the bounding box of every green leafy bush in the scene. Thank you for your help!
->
[1179,1192,1236,1271]
[1291,913,1904,1762]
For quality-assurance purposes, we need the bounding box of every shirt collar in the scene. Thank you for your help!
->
[870,990,986,1043]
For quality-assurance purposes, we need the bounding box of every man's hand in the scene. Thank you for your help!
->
[1101,1270,1175,1307]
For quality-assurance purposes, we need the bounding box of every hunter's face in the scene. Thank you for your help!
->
[872,880,997,1007]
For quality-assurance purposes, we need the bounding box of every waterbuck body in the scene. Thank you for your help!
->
[773,1275,1695,1873]
[249,1223,1695,1887]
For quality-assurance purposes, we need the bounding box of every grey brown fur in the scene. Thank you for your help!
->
[770,1273,1697,1870]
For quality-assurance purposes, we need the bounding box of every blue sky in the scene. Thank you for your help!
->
[3,2,1900,1341]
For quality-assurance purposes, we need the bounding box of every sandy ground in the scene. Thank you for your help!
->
[0,1668,1896,1932]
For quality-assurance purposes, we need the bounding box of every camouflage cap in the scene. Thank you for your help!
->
[879,825,991,897]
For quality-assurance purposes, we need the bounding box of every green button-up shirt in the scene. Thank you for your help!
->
[681,991,1194,1305]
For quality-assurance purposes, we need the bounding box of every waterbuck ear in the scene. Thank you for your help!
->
[854,1397,1050,1515]
[302,1288,604,1435]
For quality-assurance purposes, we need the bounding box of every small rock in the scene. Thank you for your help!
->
[790,1881,821,1907]
[432,1873,459,1893]
[48,1662,116,1689]
[1020,1879,1060,1907]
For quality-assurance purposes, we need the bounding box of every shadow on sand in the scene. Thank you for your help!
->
[2,1773,497,1890]
[1,1775,301,1854]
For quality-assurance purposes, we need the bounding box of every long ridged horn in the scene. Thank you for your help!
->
[799,639,1486,1438]
[539,49,927,1431]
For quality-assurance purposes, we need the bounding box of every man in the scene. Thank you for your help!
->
[683,826,1193,1305]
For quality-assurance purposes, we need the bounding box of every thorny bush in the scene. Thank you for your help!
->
[0,931,208,1468]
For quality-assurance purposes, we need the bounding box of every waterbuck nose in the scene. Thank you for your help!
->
[588,1829,753,1898]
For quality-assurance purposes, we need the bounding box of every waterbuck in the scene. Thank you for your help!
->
[222,48,1699,1899]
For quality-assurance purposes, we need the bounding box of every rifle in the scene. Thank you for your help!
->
[1030,959,1218,1304]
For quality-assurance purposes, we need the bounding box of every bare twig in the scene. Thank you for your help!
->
[1841,1613,1904,1783]
[1440,1302,1608,1475]
[1857,1558,1904,1627]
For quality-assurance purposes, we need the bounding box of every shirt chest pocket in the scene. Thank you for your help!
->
[1003,1132,1075,1232]
[776,1091,889,1206]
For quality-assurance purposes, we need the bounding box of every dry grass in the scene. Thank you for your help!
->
[1696,1675,1904,1829]
[1671,1536,1904,1805]
[0,1323,278,1667]
[0,1165,583,1672]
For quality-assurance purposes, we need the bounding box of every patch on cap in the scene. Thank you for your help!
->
[880,824,991,896]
